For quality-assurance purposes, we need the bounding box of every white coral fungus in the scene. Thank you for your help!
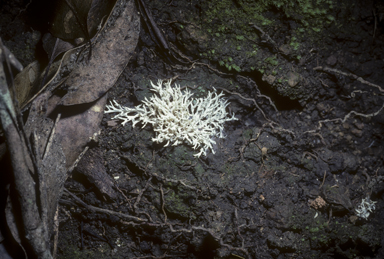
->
[355,197,376,220]
[105,79,238,157]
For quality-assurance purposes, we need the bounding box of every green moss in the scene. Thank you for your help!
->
[310,227,319,233]
[203,0,336,39]
[232,64,241,72]
[290,38,300,51]
[167,0,355,101]
[264,55,278,66]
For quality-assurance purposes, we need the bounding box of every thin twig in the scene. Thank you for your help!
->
[314,66,384,93]
[216,87,271,122]
[319,171,326,189]
[63,188,147,222]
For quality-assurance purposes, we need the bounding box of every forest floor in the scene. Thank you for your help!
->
[1,0,384,258]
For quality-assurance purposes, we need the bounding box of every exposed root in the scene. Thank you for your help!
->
[314,66,384,93]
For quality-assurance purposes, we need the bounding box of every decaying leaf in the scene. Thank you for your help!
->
[42,33,76,61]
[1,0,139,256]
[14,0,139,167]
[24,91,67,233]
[53,94,108,167]
[50,0,93,41]
[16,0,139,110]
[49,0,116,41]
[5,194,27,258]
[5,0,139,237]
[59,0,139,106]
[8,0,140,192]
[87,0,117,37]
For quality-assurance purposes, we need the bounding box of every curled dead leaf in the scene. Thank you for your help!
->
[59,0,139,106]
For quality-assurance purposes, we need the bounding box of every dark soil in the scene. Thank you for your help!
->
[1,0,384,258]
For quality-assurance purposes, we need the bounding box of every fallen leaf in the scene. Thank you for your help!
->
[59,0,140,106]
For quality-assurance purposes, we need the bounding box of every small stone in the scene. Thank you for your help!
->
[287,71,300,87]
[349,215,358,224]
[316,102,327,113]
[342,122,350,129]
[351,129,362,137]
[354,122,364,130]
[261,147,268,156]
[262,74,276,84]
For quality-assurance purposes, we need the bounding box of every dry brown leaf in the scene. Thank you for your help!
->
[42,33,75,60]
[55,95,107,167]
[24,91,67,232]
[87,0,117,37]
[15,0,136,110]
[59,0,139,106]
[14,0,139,167]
